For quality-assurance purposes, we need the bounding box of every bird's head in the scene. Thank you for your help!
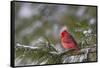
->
[60,26,69,37]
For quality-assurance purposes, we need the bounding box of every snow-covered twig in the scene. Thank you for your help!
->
[16,43,39,49]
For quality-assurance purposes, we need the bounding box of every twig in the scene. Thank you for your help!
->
[16,43,39,49]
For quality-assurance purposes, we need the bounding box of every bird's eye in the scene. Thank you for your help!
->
[64,30,66,32]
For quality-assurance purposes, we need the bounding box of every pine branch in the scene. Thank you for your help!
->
[15,43,97,64]
[16,43,96,56]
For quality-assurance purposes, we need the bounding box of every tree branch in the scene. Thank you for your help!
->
[16,43,96,55]
[15,43,97,63]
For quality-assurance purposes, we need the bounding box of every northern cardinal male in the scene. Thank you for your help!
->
[60,26,79,51]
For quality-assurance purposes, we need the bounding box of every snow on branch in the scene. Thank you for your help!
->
[16,43,39,49]
[16,43,96,55]
[15,43,97,64]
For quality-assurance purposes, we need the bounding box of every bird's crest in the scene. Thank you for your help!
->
[60,26,68,34]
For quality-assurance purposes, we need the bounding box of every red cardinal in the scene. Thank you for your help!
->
[60,26,79,50]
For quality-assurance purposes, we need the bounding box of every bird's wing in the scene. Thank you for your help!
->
[62,34,77,45]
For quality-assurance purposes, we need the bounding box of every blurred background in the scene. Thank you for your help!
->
[15,2,97,49]
[14,1,97,65]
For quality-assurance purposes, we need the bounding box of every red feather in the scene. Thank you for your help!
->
[60,27,79,50]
